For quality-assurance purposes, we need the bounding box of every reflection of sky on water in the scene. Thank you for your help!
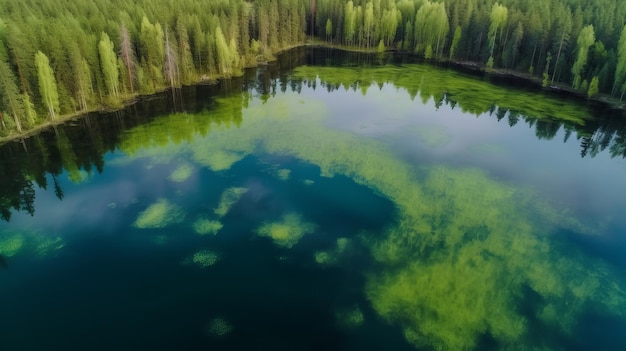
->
[313,82,626,234]
[1,73,626,351]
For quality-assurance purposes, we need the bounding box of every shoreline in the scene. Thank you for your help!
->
[2,42,623,145]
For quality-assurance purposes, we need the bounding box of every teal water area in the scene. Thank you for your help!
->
[1,48,626,350]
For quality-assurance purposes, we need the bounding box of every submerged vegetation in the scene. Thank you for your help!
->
[192,218,224,236]
[184,249,222,268]
[133,198,185,229]
[106,88,625,349]
[0,229,64,259]
[214,187,249,218]
[256,213,316,248]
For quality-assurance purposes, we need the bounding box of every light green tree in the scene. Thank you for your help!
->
[487,2,508,66]
[572,25,595,90]
[449,26,462,60]
[98,32,119,98]
[613,25,626,99]
[35,51,59,120]
[588,76,599,97]
[325,18,332,42]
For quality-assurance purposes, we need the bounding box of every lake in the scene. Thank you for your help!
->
[1,48,626,351]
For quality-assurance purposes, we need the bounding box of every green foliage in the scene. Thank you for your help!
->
[2,0,626,136]
[35,51,59,120]
[99,32,120,99]
[587,76,600,97]
[572,25,595,89]
[377,40,385,53]
[449,26,462,60]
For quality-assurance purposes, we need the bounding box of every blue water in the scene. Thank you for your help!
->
[1,49,626,350]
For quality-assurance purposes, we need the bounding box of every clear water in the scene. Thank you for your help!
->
[1,49,625,351]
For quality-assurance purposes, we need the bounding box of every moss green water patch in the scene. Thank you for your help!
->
[214,187,248,218]
[184,249,222,268]
[277,168,291,180]
[315,238,352,266]
[114,82,624,350]
[0,234,24,257]
[34,236,64,256]
[192,218,223,235]
[336,306,364,329]
[168,163,194,182]
[0,230,65,258]
[206,317,233,337]
[256,213,316,248]
[365,166,626,350]
[133,199,185,229]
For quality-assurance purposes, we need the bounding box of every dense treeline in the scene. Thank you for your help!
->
[312,0,626,96]
[2,0,626,137]
[0,0,309,136]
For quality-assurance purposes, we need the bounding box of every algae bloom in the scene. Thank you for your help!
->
[184,249,221,268]
[206,317,233,337]
[192,218,223,235]
[133,199,185,229]
[336,306,365,329]
[315,238,351,265]
[0,234,25,257]
[256,213,316,248]
[214,187,248,217]
[168,163,194,182]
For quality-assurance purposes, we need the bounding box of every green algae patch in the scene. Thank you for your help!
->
[336,306,365,329]
[0,234,25,257]
[34,236,65,256]
[214,187,248,218]
[315,237,351,266]
[206,317,233,337]
[0,230,65,259]
[256,213,316,248]
[114,78,625,350]
[184,249,222,268]
[168,163,194,182]
[277,168,291,180]
[133,199,185,229]
[192,218,223,235]
[365,166,626,350]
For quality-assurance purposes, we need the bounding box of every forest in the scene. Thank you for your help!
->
[1,0,626,136]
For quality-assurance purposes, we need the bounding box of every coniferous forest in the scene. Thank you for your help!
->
[1,0,626,136]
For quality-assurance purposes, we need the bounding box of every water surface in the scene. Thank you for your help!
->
[1,49,626,351]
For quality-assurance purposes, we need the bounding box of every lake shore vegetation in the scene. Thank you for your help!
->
[1,0,626,140]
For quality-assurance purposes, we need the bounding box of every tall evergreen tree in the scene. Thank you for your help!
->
[572,25,595,89]
[98,32,120,98]
[34,51,59,120]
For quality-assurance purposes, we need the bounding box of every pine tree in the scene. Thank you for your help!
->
[572,25,595,89]
[35,51,59,120]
